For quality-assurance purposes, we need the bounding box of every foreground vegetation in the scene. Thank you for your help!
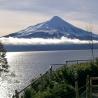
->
[0,42,9,74]
[24,59,98,98]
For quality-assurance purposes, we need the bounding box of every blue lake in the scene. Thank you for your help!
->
[0,49,98,98]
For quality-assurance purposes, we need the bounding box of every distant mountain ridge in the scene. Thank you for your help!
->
[5,16,98,40]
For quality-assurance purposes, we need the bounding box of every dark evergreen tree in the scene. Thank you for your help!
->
[0,42,9,76]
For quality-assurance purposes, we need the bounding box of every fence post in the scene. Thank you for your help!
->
[49,65,53,82]
[50,65,52,74]
[66,61,68,66]
[77,60,79,64]
[75,80,79,98]
[74,71,79,98]
[90,78,92,98]
[40,74,43,90]
[15,90,19,98]
[86,75,90,98]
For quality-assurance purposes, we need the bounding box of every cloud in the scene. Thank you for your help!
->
[0,37,98,45]
[0,0,98,21]
[0,0,97,12]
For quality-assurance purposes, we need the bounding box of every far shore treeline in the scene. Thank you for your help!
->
[4,43,98,52]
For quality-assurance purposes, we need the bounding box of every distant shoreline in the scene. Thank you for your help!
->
[4,44,98,52]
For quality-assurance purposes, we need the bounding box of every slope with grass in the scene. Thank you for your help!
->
[24,59,98,98]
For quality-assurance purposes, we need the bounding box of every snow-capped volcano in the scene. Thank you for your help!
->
[5,16,98,40]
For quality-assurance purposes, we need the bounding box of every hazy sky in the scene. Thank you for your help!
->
[0,0,98,36]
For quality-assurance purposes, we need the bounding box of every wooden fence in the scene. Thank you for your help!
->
[12,59,93,98]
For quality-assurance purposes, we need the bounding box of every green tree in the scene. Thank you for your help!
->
[0,42,9,76]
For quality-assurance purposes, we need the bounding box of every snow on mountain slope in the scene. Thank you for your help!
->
[5,16,98,40]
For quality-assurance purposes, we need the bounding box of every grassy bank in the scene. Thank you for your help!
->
[24,59,98,98]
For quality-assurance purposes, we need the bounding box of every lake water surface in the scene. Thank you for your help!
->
[0,50,98,98]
